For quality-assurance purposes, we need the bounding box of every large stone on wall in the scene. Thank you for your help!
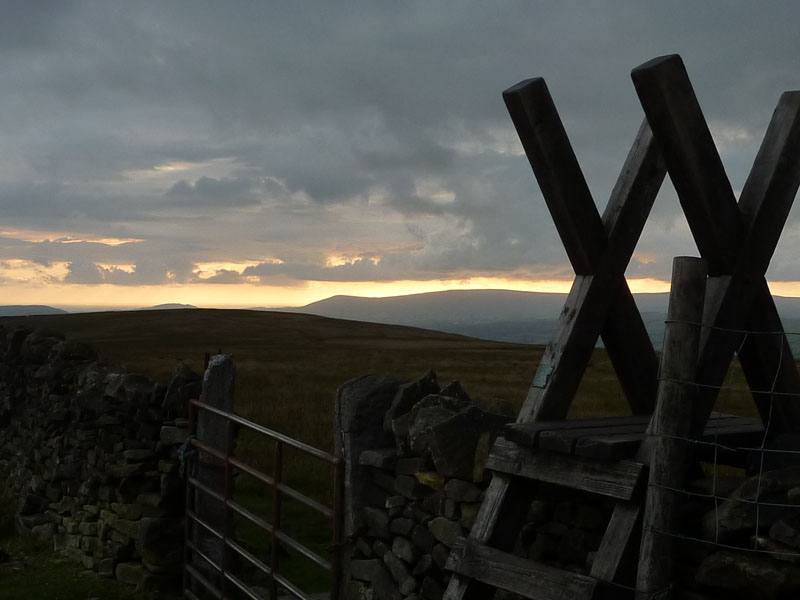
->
[162,363,203,419]
[136,517,183,568]
[336,374,406,600]
[695,550,792,599]
[21,328,65,364]
[702,466,800,542]
[336,375,405,533]
[382,371,439,434]
[427,406,510,481]
[5,327,32,361]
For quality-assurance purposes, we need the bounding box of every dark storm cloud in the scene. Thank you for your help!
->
[2,1,800,288]
[166,177,264,208]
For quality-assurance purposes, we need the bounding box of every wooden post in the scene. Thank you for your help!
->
[637,257,707,599]
[194,355,236,586]
[632,55,800,436]
[503,80,665,418]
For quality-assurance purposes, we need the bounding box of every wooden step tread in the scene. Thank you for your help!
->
[486,438,645,500]
[446,538,598,600]
[505,412,763,459]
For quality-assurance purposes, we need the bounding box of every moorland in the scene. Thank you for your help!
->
[0,308,755,599]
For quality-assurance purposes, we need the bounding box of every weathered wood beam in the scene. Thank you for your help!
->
[443,474,533,600]
[503,77,606,275]
[486,437,645,501]
[632,54,800,435]
[631,55,741,275]
[446,538,598,600]
[505,78,664,417]
[591,502,642,586]
[637,257,707,599]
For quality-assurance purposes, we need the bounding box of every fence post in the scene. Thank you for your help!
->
[637,257,707,599]
[194,354,236,589]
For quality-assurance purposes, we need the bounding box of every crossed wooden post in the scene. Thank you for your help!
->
[632,55,800,436]
[443,55,800,600]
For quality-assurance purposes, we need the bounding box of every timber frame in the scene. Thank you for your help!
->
[442,54,800,600]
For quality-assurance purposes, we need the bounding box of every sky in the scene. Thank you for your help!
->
[2,1,800,310]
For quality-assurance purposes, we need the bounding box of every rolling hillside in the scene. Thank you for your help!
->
[0,309,634,450]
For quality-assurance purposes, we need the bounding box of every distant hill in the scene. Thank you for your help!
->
[0,305,67,317]
[280,288,800,350]
[279,289,668,345]
[138,303,197,310]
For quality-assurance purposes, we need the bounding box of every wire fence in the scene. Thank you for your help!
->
[646,319,800,560]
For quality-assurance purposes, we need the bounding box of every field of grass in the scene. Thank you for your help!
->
[0,308,642,439]
[0,308,759,598]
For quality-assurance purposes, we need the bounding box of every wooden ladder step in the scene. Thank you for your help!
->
[574,415,764,461]
[505,415,651,447]
[446,538,600,600]
[486,438,645,501]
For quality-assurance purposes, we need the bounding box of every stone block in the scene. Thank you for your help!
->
[110,503,142,520]
[78,521,98,536]
[389,517,415,537]
[383,371,439,434]
[411,525,436,553]
[359,448,398,470]
[395,475,430,500]
[115,562,144,586]
[98,558,115,578]
[392,536,419,564]
[443,479,483,503]
[431,543,449,570]
[136,517,183,568]
[110,518,140,540]
[363,507,390,539]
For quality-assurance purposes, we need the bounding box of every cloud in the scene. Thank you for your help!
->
[2,0,800,301]
[166,176,264,207]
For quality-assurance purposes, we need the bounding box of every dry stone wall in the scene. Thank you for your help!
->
[335,372,614,600]
[0,325,200,595]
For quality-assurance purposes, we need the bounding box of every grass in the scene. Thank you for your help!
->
[0,308,764,597]
[0,482,150,600]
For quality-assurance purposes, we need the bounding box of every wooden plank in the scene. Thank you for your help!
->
[505,415,651,447]
[598,119,666,415]
[737,90,800,273]
[539,422,651,455]
[518,274,614,422]
[631,55,741,274]
[446,538,598,600]
[486,438,645,501]
[503,77,606,275]
[738,281,800,431]
[591,502,642,584]
[632,54,800,436]
[601,282,660,416]
[575,433,645,460]
[638,257,707,600]
[504,78,664,419]
[576,417,763,461]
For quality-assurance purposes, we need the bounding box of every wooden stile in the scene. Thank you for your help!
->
[444,54,800,600]
[444,75,666,600]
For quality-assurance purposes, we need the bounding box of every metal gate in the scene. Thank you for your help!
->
[182,356,344,600]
